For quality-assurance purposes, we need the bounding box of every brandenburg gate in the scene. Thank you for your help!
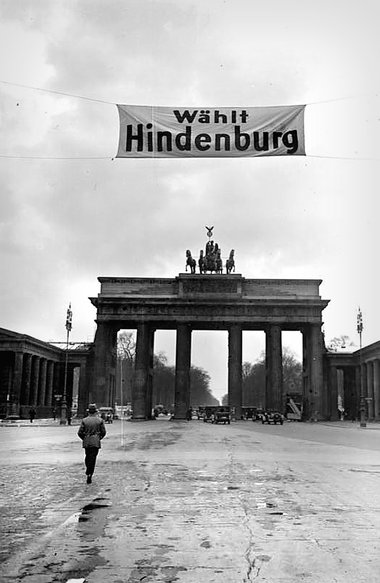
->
[88,262,329,421]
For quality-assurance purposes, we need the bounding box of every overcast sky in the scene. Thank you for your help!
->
[1,0,379,401]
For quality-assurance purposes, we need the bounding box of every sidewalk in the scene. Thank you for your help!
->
[0,417,81,427]
[318,419,380,430]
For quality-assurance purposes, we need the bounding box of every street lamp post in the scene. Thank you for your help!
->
[60,303,72,425]
[357,307,366,428]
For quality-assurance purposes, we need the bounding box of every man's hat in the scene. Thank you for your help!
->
[88,403,98,413]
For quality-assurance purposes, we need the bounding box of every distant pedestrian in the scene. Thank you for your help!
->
[67,407,72,426]
[29,408,36,423]
[77,404,106,484]
[52,407,57,421]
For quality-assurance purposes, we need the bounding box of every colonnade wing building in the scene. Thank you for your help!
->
[88,274,329,421]
[0,328,91,420]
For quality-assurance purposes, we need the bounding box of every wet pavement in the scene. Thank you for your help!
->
[1,418,380,582]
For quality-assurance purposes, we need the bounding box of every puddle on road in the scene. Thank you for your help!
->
[76,496,112,550]
[78,497,112,523]
[13,495,113,582]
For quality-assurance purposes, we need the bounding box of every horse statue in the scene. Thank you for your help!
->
[226,249,235,274]
[198,250,206,274]
[185,249,196,274]
[215,249,223,273]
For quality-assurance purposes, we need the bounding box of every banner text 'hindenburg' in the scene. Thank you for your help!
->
[116,104,306,158]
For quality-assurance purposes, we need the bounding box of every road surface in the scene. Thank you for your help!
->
[1,418,380,582]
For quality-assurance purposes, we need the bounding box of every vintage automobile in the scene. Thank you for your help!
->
[99,407,114,423]
[212,408,231,425]
[251,408,266,422]
[261,410,284,425]
[203,407,217,422]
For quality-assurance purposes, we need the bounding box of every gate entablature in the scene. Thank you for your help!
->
[93,274,324,299]
[89,274,329,329]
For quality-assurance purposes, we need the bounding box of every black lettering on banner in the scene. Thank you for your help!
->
[234,126,250,151]
[272,131,283,149]
[173,110,198,123]
[175,126,192,151]
[198,110,211,123]
[195,133,211,151]
[253,132,269,152]
[146,123,153,151]
[282,130,298,154]
[172,109,250,124]
[157,131,172,152]
[126,123,144,151]
[125,122,300,155]
[215,134,231,151]
[214,111,228,124]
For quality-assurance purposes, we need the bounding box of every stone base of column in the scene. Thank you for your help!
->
[6,403,19,421]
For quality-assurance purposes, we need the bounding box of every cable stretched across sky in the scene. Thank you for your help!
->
[0,79,377,161]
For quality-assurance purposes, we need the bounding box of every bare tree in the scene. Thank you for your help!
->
[117,331,136,359]
[116,332,136,405]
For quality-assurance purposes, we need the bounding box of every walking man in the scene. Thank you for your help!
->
[77,403,106,484]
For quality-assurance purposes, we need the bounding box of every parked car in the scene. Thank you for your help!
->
[99,407,114,423]
[261,410,284,425]
[251,408,266,422]
[212,408,231,425]
[203,407,217,422]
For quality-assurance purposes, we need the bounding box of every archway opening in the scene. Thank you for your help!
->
[282,331,303,418]
[242,331,265,410]
[191,330,228,406]
[153,329,176,413]
[116,329,136,416]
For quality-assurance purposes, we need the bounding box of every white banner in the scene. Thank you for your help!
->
[116,104,305,158]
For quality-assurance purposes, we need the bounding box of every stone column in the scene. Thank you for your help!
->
[362,362,368,420]
[354,365,361,419]
[77,362,88,417]
[228,324,242,420]
[344,367,357,421]
[366,361,374,420]
[38,359,47,407]
[8,352,23,419]
[145,329,155,420]
[53,362,62,401]
[174,324,192,419]
[30,356,40,407]
[302,330,309,419]
[304,324,324,421]
[322,357,330,419]
[327,366,338,420]
[132,322,152,420]
[265,325,283,412]
[22,353,33,406]
[66,365,75,410]
[45,360,54,408]
[91,322,118,406]
[373,360,380,420]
